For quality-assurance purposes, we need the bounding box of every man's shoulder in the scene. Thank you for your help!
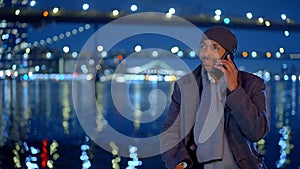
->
[239,71,263,80]
[238,71,265,85]
[176,65,202,84]
[176,72,198,85]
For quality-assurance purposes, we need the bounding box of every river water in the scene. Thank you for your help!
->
[0,77,299,169]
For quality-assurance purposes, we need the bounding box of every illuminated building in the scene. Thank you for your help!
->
[0,0,29,69]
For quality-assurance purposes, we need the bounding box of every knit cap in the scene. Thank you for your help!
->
[201,26,238,53]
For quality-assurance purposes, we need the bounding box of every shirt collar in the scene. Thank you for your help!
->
[207,72,216,83]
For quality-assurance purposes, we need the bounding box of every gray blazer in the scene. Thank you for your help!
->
[160,65,270,169]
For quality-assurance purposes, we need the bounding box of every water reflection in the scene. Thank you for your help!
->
[272,80,297,168]
[0,77,299,168]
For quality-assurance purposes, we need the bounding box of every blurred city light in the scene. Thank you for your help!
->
[112,9,119,16]
[168,8,176,15]
[281,14,287,21]
[30,0,36,7]
[82,3,89,11]
[134,45,142,52]
[246,12,253,19]
[215,9,221,16]
[284,30,290,36]
[130,4,138,12]
[223,17,231,24]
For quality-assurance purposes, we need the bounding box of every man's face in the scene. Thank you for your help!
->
[199,39,226,72]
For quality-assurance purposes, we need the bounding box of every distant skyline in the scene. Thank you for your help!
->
[25,0,300,56]
[33,0,300,22]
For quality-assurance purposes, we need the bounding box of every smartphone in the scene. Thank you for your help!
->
[209,51,234,79]
[221,51,234,60]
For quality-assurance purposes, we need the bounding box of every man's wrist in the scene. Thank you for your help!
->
[229,84,238,92]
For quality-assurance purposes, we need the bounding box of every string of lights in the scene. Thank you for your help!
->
[1,3,299,31]
[1,1,300,62]
[2,2,298,75]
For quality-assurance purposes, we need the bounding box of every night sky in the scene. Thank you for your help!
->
[26,0,300,54]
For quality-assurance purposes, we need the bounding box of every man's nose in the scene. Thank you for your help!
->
[200,49,209,58]
[201,49,215,60]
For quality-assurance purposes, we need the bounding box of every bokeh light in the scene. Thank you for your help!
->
[82,3,89,10]
[131,4,138,12]
[246,12,253,19]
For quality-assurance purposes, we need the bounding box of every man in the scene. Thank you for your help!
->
[160,26,270,169]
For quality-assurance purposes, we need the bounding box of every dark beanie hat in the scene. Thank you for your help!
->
[201,26,238,53]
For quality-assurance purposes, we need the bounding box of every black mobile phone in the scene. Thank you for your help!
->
[221,51,234,60]
[209,51,234,79]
